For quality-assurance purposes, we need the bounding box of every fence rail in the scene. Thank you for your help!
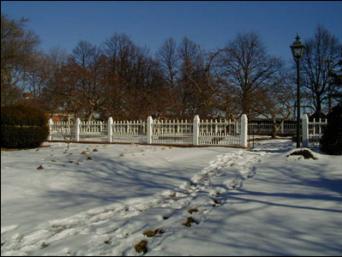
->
[48,115,248,147]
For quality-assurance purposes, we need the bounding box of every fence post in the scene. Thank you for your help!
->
[108,117,113,143]
[235,120,239,134]
[280,120,284,134]
[48,118,54,141]
[147,116,153,144]
[75,118,81,142]
[240,114,248,148]
[302,114,309,147]
[193,115,200,145]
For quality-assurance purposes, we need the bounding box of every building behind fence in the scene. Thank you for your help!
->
[48,114,327,148]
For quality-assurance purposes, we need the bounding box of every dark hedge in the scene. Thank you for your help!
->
[1,104,49,148]
[320,103,342,155]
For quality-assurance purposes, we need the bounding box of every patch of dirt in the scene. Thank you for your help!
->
[104,239,111,245]
[287,149,317,160]
[40,242,49,249]
[188,208,199,214]
[143,228,165,238]
[182,217,199,227]
[212,198,223,207]
[134,240,148,254]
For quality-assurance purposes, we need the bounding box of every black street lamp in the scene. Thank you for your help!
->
[290,34,305,148]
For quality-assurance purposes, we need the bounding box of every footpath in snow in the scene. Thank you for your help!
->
[1,140,342,256]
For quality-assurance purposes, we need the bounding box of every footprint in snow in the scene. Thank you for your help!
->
[247,166,257,178]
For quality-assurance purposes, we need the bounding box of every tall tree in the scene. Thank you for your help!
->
[218,32,283,118]
[302,25,342,117]
[1,14,39,106]
[254,70,295,137]
[177,37,206,117]
[157,38,178,87]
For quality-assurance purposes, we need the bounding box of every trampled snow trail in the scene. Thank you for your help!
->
[1,147,268,256]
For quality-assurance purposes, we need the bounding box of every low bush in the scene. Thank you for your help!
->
[1,104,49,149]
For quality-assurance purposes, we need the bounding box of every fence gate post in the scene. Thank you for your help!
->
[240,114,248,148]
[75,118,81,142]
[108,117,113,143]
[147,116,153,144]
[48,118,54,141]
[235,120,239,134]
[280,120,284,134]
[193,115,200,145]
[302,114,309,147]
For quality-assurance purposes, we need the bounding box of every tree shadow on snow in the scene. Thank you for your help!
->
[43,154,198,209]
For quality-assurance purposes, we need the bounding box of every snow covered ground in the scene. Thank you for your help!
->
[1,140,342,256]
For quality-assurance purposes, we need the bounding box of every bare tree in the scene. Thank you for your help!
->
[72,40,98,68]
[1,14,39,105]
[302,25,342,117]
[157,38,179,87]
[218,32,283,118]
[22,53,51,97]
[254,71,295,138]
[177,37,206,117]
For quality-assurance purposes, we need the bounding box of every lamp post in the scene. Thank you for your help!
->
[290,34,305,148]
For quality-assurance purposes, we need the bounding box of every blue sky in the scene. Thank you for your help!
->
[2,1,342,63]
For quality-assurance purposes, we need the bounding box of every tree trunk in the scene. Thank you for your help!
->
[271,118,277,139]
[315,95,322,116]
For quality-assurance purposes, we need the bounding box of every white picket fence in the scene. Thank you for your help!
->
[302,114,328,147]
[151,119,193,145]
[48,115,248,147]
[199,118,240,145]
